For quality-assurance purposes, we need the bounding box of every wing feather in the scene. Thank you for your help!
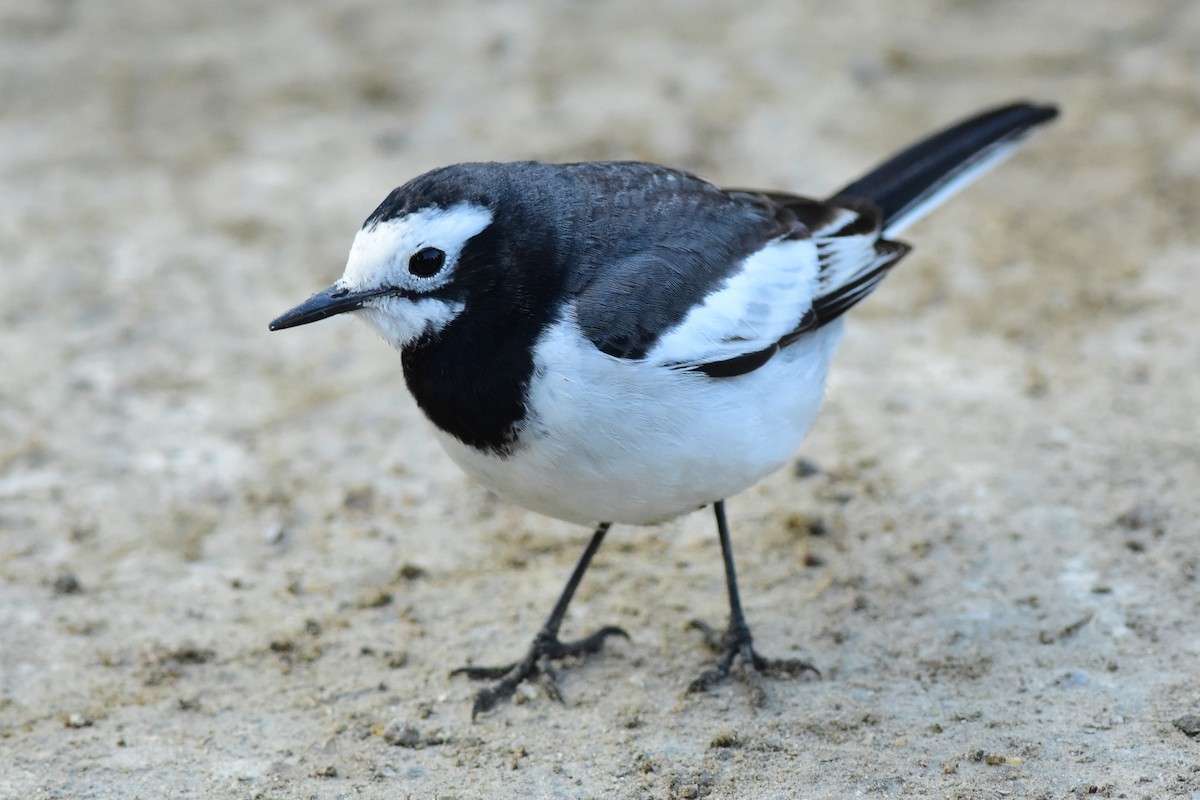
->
[644,237,820,369]
[567,166,907,378]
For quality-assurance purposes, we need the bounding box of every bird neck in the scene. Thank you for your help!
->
[399,280,561,456]
[399,193,569,454]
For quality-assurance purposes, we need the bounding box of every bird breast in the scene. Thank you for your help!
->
[429,315,844,526]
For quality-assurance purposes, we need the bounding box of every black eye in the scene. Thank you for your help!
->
[408,247,446,278]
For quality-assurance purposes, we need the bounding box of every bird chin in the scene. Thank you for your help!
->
[357,296,465,351]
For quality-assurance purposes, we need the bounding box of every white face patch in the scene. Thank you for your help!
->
[358,296,466,350]
[336,202,492,350]
[340,202,493,293]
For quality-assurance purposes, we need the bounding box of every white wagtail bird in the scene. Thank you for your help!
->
[270,101,1057,717]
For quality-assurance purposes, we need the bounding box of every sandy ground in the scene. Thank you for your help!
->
[3,1,1199,797]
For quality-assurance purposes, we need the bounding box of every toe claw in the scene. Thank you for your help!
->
[452,624,627,716]
[754,654,821,679]
[736,660,769,707]
[570,625,630,656]
[536,658,566,704]
[471,685,505,720]
[687,668,724,694]
[687,619,726,652]
[451,663,517,680]
[687,618,819,702]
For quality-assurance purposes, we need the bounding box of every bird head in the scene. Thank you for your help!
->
[268,164,541,351]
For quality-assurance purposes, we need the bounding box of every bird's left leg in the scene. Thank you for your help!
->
[688,500,819,703]
[452,521,628,718]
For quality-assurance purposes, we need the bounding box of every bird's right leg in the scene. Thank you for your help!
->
[688,500,819,704]
[451,521,629,718]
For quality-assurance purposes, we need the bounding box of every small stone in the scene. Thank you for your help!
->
[53,573,82,595]
[169,644,215,664]
[1173,714,1200,737]
[784,512,827,538]
[262,522,284,544]
[398,563,428,581]
[383,721,422,748]
[1054,670,1091,687]
[343,486,374,512]
[710,730,740,748]
[356,588,393,609]
[793,458,820,479]
[1115,504,1161,532]
[985,753,1023,766]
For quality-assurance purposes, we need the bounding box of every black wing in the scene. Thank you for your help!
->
[565,163,901,375]
[571,102,1057,377]
[566,163,805,361]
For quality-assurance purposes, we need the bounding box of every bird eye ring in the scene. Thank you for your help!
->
[408,247,446,278]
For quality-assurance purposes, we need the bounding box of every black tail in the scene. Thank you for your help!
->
[833,101,1058,236]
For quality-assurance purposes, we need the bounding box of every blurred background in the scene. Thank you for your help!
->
[3,1,1198,797]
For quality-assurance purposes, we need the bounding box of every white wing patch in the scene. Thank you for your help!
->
[815,232,887,295]
[808,204,886,296]
[645,237,820,368]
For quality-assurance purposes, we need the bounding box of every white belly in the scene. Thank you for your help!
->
[432,317,844,526]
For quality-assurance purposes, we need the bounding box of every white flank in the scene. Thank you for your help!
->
[433,315,845,526]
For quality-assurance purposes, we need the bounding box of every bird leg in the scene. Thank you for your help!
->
[687,501,819,703]
[451,521,628,718]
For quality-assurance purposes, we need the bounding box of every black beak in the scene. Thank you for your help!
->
[268,284,389,331]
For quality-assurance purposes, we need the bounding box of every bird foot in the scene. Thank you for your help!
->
[686,619,819,704]
[451,625,629,718]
